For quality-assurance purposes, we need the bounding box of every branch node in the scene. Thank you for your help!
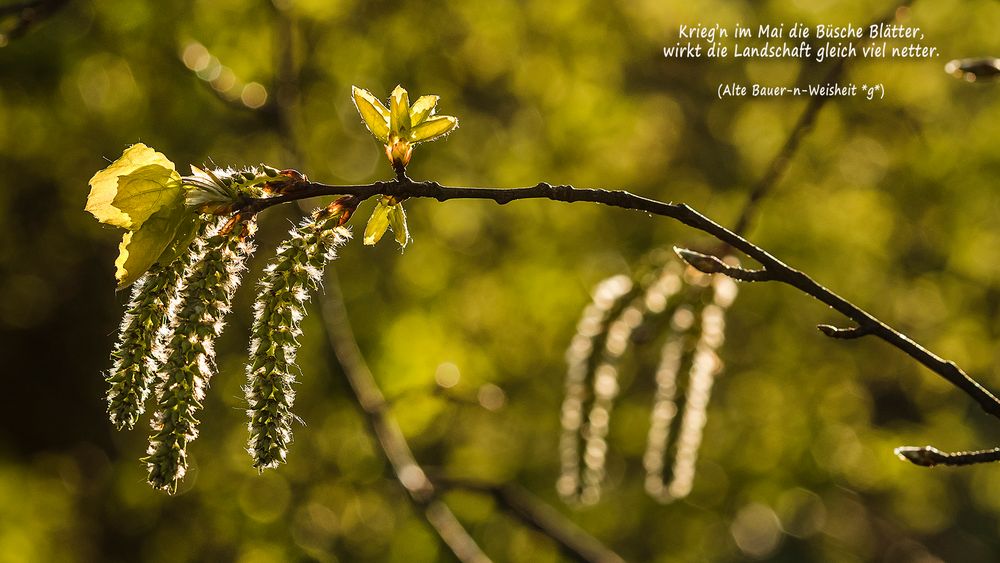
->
[895,445,945,467]
[816,324,871,339]
[672,247,771,282]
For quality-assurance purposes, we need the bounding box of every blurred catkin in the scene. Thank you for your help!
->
[145,220,256,492]
[245,207,351,470]
[106,225,206,430]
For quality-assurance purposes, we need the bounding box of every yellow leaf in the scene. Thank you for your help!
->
[363,199,392,246]
[409,95,439,126]
[352,86,390,143]
[114,201,192,288]
[388,203,409,249]
[87,143,176,229]
[389,85,411,137]
[111,164,183,228]
[409,116,458,143]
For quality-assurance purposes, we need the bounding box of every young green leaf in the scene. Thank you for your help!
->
[389,85,411,137]
[111,164,183,228]
[409,95,439,126]
[388,202,409,249]
[352,86,390,143]
[87,143,179,228]
[114,202,194,289]
[410,116,458,143]
[363,199,392,245]
[351,86,459,170]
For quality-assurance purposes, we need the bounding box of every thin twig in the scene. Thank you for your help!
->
[236,175,1000,429]
[895,446,1000,467]
[816,324,871,340]
[437,478,625,563]
[672,247,772,282]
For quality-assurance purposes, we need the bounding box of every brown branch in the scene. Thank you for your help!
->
[895,446,1000,467]
[436,478,624,563]
[237,174,1000,438]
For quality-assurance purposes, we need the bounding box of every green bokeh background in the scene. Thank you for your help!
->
[2,0,1000,561]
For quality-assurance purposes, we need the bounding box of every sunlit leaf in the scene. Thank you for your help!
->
[363,199,392,245]
[388,203,409,249]
[153,213,201,267]
[114,202,193,288]
[111,164,183,228]
[352,86,390,143]
[389,85,411,137]
[409,95,439,126]
[410,116,458,143]
[87,143,177,228]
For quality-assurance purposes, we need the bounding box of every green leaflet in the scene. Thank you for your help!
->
[352,86,390,144]
[409,95,438,126]
[388,202,409,249]
[113,197,193,289]
[410,116,458,143]
[153,213,201,268]
[389,85,411,137]
[363,199,392,246]
[87,143,178,228]
[364,196,410,249]
[112,164,183,227]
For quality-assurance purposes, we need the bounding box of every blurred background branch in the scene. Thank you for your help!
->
[0,0,69,45]
[318,270,492,563]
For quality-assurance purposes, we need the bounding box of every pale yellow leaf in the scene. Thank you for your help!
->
[352,86,390,143]
[409,95,439,126]
[409,116,458,143]
[87,143,176,228]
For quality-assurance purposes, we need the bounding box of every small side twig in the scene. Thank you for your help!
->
[817,324,872,340]
[673,247,772,282]
[895,446,1000,467]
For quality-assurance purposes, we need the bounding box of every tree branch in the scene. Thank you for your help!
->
[238,174,1000,430]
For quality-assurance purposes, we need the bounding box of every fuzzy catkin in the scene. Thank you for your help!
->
[106,232,203,430]
[145,221,256,492]
[245,212,350,470]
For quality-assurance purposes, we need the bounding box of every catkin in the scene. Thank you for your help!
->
[644,271,738,503]
[145,220,256,492]
[106,225,206,430]
[557,262,684,504]
[245,209,351,470]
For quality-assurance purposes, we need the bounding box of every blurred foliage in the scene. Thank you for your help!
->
[2,0,1000,561]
